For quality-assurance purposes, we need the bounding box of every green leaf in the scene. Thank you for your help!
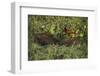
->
[80,33,84,37]
[49,25,55,34]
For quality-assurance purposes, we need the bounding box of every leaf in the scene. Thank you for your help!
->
[41,25,45,28]
[49,25,55,34]
[80,33,83,37]
[84,25,86,29]
[76,29,79,34]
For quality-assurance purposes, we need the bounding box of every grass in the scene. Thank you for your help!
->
[28,15,88,60]
[28,43,88,60]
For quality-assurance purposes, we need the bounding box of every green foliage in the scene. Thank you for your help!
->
[28,43,87,60]
[28,15,88,60]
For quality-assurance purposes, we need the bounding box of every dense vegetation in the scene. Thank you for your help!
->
[28,15,88,60]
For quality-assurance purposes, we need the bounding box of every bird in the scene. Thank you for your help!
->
[63,27,76,36]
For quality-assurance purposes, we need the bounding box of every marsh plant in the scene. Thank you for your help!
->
[28,15,88,60]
